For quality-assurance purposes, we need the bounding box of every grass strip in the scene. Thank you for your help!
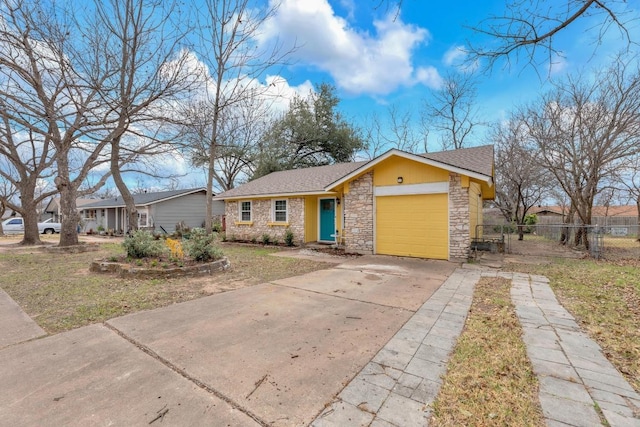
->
[430,276,544,426]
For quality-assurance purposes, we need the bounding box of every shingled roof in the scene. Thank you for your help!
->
[214,162,368,199]
[215,145,494,200]
[420,145,494,178]
[82,188,207,209]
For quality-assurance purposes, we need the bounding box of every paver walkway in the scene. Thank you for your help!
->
[311,266,640,427]
[496,270,640,427]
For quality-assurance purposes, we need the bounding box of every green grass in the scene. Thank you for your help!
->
[0,242,330,334]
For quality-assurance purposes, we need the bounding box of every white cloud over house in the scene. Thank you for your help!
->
[258,0,441,95]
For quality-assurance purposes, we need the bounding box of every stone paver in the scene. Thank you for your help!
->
[505,271,640,427]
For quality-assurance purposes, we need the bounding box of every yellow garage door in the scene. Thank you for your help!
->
[376,193,448,259]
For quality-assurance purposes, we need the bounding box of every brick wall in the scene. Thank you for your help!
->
[449,173,470,260]
[343,172,374,254]
[224,198,305,245]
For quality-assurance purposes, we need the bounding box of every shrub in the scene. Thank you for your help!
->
[261,234,271,245]
[284,228,295,247]
[212,220,222,233]
[122,230,167,259]
[165,238,184,260]
[183,228,224,262]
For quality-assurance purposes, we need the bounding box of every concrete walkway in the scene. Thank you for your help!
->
[0,288,46,350]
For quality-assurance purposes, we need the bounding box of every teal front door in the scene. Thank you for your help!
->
[319,198,336,242]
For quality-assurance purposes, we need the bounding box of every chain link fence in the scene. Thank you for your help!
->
[473,223,640,260]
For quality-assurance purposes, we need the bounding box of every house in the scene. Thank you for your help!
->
[214,145,495,261]
[531,205,639,227]
[43,197,99,223]
[80,188,224,234]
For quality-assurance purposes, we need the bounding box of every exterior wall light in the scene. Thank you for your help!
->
[397,177,403,184]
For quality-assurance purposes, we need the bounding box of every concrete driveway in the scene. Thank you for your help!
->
[0,254,454,426]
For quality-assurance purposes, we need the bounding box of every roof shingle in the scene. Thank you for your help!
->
[215,145,494,200]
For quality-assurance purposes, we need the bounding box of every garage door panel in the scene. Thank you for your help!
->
[376,193,448,259]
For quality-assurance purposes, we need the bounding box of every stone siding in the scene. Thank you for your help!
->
[449,173,471,260]
[225,198,305,245]
[343,172,374,254]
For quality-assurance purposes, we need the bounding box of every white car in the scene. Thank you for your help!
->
[1,217,62,234]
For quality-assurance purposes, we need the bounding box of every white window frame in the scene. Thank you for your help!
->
[272,199,288,223]
[138,208,149,227]
[84,209,97,220]
[239,200,252,222]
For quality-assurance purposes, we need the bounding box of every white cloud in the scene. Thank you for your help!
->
[443,45,466,66]
[259,0,440,95]
[442,45,479,73]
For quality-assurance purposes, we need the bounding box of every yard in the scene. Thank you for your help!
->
[1,236,638,422]
[0,239,331,333]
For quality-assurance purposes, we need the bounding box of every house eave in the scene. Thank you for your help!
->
[214,190,339,201]
[324,149,493,191]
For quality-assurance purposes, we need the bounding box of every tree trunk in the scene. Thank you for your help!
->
[517,224,524,241]
[20,204,42,245]
[58,186,80,247]
[0,203,5,236]
[110,136,137,233]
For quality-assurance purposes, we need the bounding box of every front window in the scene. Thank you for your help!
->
[240,201,252,222]
[273,199,287,222]
[138,212,148,227]
[84,209,97,220]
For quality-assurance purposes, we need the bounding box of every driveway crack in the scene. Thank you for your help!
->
[268,282,415,312]
[103,322,270,427]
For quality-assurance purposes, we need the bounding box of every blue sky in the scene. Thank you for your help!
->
[252,0,639,151]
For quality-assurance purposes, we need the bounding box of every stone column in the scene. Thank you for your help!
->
[449,173,470,260]
[343,172,374,254]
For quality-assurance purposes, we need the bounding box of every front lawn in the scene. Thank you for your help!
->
[0,243,331,334]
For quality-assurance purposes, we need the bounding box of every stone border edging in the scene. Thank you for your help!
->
[90,257,230,279]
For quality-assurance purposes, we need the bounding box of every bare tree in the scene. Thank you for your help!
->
[183,92,274,191]
[613,153,640,238]
[86,0,195,234]
[491,118,550,240]
[422,72,482,150]
[363,105,424,159]
[0,0,89,245]
[521,58,640,246]
[468,0,636,70]
[187,0,292,233]
[0,0,196,246]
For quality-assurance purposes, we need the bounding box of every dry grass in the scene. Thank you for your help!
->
[503,258,640,393]
[430,277,544,427]
[0,242,330,334]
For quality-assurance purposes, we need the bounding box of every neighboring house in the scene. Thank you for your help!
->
[80,188,224,234]
[43,197,99,223]
[531,205,639,227]
[214,145,495,261]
